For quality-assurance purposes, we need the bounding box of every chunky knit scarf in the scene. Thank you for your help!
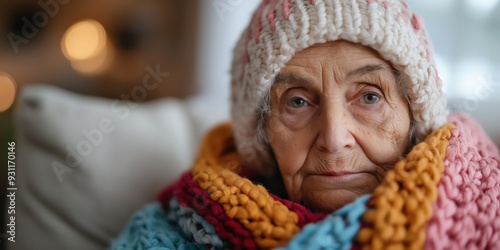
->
[110,114,500,250]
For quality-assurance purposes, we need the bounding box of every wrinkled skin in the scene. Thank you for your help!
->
[265,41,411,213]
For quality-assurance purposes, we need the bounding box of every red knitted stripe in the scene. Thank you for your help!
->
[270,194,326,227]
[162,172,257,250]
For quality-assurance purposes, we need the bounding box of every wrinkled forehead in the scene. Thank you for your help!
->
[277,41,401,81]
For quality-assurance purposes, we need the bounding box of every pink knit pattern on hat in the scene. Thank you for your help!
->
[426,113,500,249]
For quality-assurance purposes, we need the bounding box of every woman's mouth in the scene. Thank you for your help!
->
[307,171,372,185]
[319,171,364,176]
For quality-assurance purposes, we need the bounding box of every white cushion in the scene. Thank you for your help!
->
[8,85,228,250]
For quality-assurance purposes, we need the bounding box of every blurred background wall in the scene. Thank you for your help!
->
[0,0,499,246]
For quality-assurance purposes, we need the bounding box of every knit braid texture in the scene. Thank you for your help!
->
[110,114,500,250]
[425,114,500,249]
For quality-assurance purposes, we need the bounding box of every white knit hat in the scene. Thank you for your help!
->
[230,0,448,174]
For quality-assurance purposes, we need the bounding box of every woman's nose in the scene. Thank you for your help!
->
[315,106,356,154]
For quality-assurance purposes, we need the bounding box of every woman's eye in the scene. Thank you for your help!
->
[287,97,307,108]
[361,93,380,104]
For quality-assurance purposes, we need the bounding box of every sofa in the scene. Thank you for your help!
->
[8,84,229,250]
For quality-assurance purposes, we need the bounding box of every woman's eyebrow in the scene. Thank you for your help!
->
[273,64,391,85]
[346,64,390,79]
[273,74,310,85]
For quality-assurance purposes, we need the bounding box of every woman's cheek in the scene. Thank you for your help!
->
[355,111,407,165]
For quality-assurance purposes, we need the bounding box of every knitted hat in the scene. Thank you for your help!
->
[230,0,448,174]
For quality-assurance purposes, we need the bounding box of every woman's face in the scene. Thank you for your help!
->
[265,41,411,213]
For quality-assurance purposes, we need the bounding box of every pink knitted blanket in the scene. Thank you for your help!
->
[425,113,500,249]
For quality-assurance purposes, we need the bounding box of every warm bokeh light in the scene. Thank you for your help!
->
[0,73,17,112]
[62,20,112,75]
[62,20,107,61]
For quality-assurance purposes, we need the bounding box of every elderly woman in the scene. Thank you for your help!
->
[111,0,500,249]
